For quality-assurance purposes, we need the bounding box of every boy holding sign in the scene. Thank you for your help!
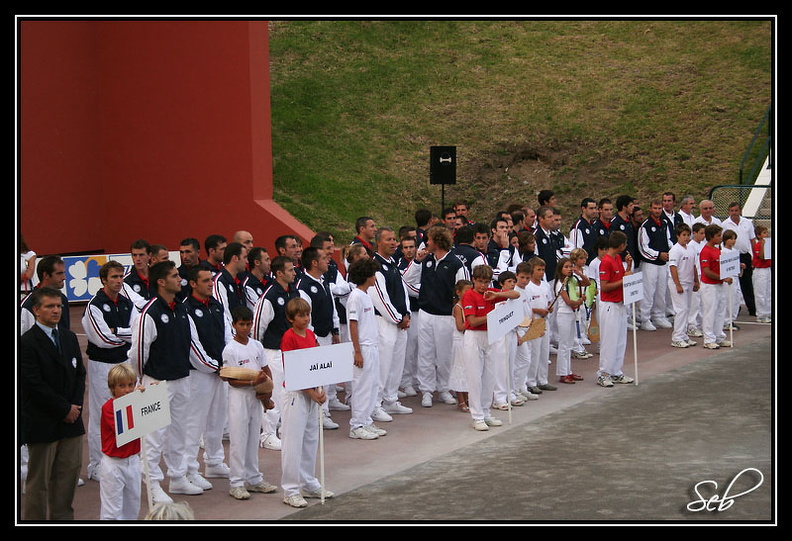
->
[280,297,334,508]
[752,225,771,323]
[462,265,520,431]
[100,363,142,520]
[699,225,733,349]
[597,231,635,388]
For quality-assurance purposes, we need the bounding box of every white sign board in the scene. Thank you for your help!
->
[623,271,644,305]
[720,250,741,279]
[763,238,772,260]
[283,342,355,391]
[486,298,522,345]
[113,381,171,447]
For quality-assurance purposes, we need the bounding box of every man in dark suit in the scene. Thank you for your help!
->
[19,286,86,520]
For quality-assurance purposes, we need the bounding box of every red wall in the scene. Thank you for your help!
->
[19,19,313,257]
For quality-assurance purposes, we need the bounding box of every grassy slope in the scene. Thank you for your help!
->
[267,19,772,242]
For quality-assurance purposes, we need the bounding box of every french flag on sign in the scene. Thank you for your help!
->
[115,404,135,435]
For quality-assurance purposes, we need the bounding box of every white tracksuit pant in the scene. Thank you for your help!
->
[401,309,420,390]
[142,375,190,484]
[376,316,408,406]
[349,344,380,429]
[667,280,694,343]
[185,370,228,474]
[527,318,550,385]
[416,310,455,394]
[99,454,141,520]
[280,390,322,498]
[513,331,534,392]
[493,332,515,405]
[87,359,116,479]
[228,386,264,489]
[700,282,727,345]
[598,301,628,378]
[463,330,502,421]
[753,267,771,319]
[261,348,283,443]
[640,263,669,323]
[555,310,577,377]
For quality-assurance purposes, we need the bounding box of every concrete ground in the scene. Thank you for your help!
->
[17,305,775,526]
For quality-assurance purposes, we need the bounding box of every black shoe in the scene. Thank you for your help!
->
[537,383,558,391]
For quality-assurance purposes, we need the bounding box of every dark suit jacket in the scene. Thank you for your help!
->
[18,324,86,444]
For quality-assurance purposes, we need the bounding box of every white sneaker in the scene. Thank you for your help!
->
[230,486,251,500]
[169,476,203,495]
[685,339,698,347]
[349,426,378,440]
[472,419,489,431]
[402,386,417,397]
[371,407,393,422]
[687,327,704,337]
[518,390,539,401]
[283,494,308,507]
[421,392,433,407]
[717,340,733,348]
[204,463,231,478]
[438,391,456,405]
[653,318,673,329]
[187,472,213,490]
[149,482,173,504]
[641,320,657,331]
[611,374,635,384]
[260,433,282,451]
[671,340,689,348]
[703,342,720,349]
[364,424,387,436]
[383,401,413,414]
[246,481,277,493]
[302,488,334,499]
[597,374,614,388]
[322,416,339,430]
[484,417,503,427]
[328,397,350,411]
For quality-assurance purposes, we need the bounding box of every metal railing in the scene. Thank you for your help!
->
[739,104,772,185]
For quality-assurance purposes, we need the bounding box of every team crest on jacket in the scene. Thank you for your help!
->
[310,285,318,294]
[194,308,204,318]
[133,284,142,292]
[160,313,170,323]
[426,261,433,268]
[102,303,111,313]
[277,297,285,305]
[542,238,548,244]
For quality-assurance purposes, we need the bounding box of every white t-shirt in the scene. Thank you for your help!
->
[668,242,697,286]
[347,287,378,347]
[525,280,553,319]
[223,336,267,374]
[689,239,705,272]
